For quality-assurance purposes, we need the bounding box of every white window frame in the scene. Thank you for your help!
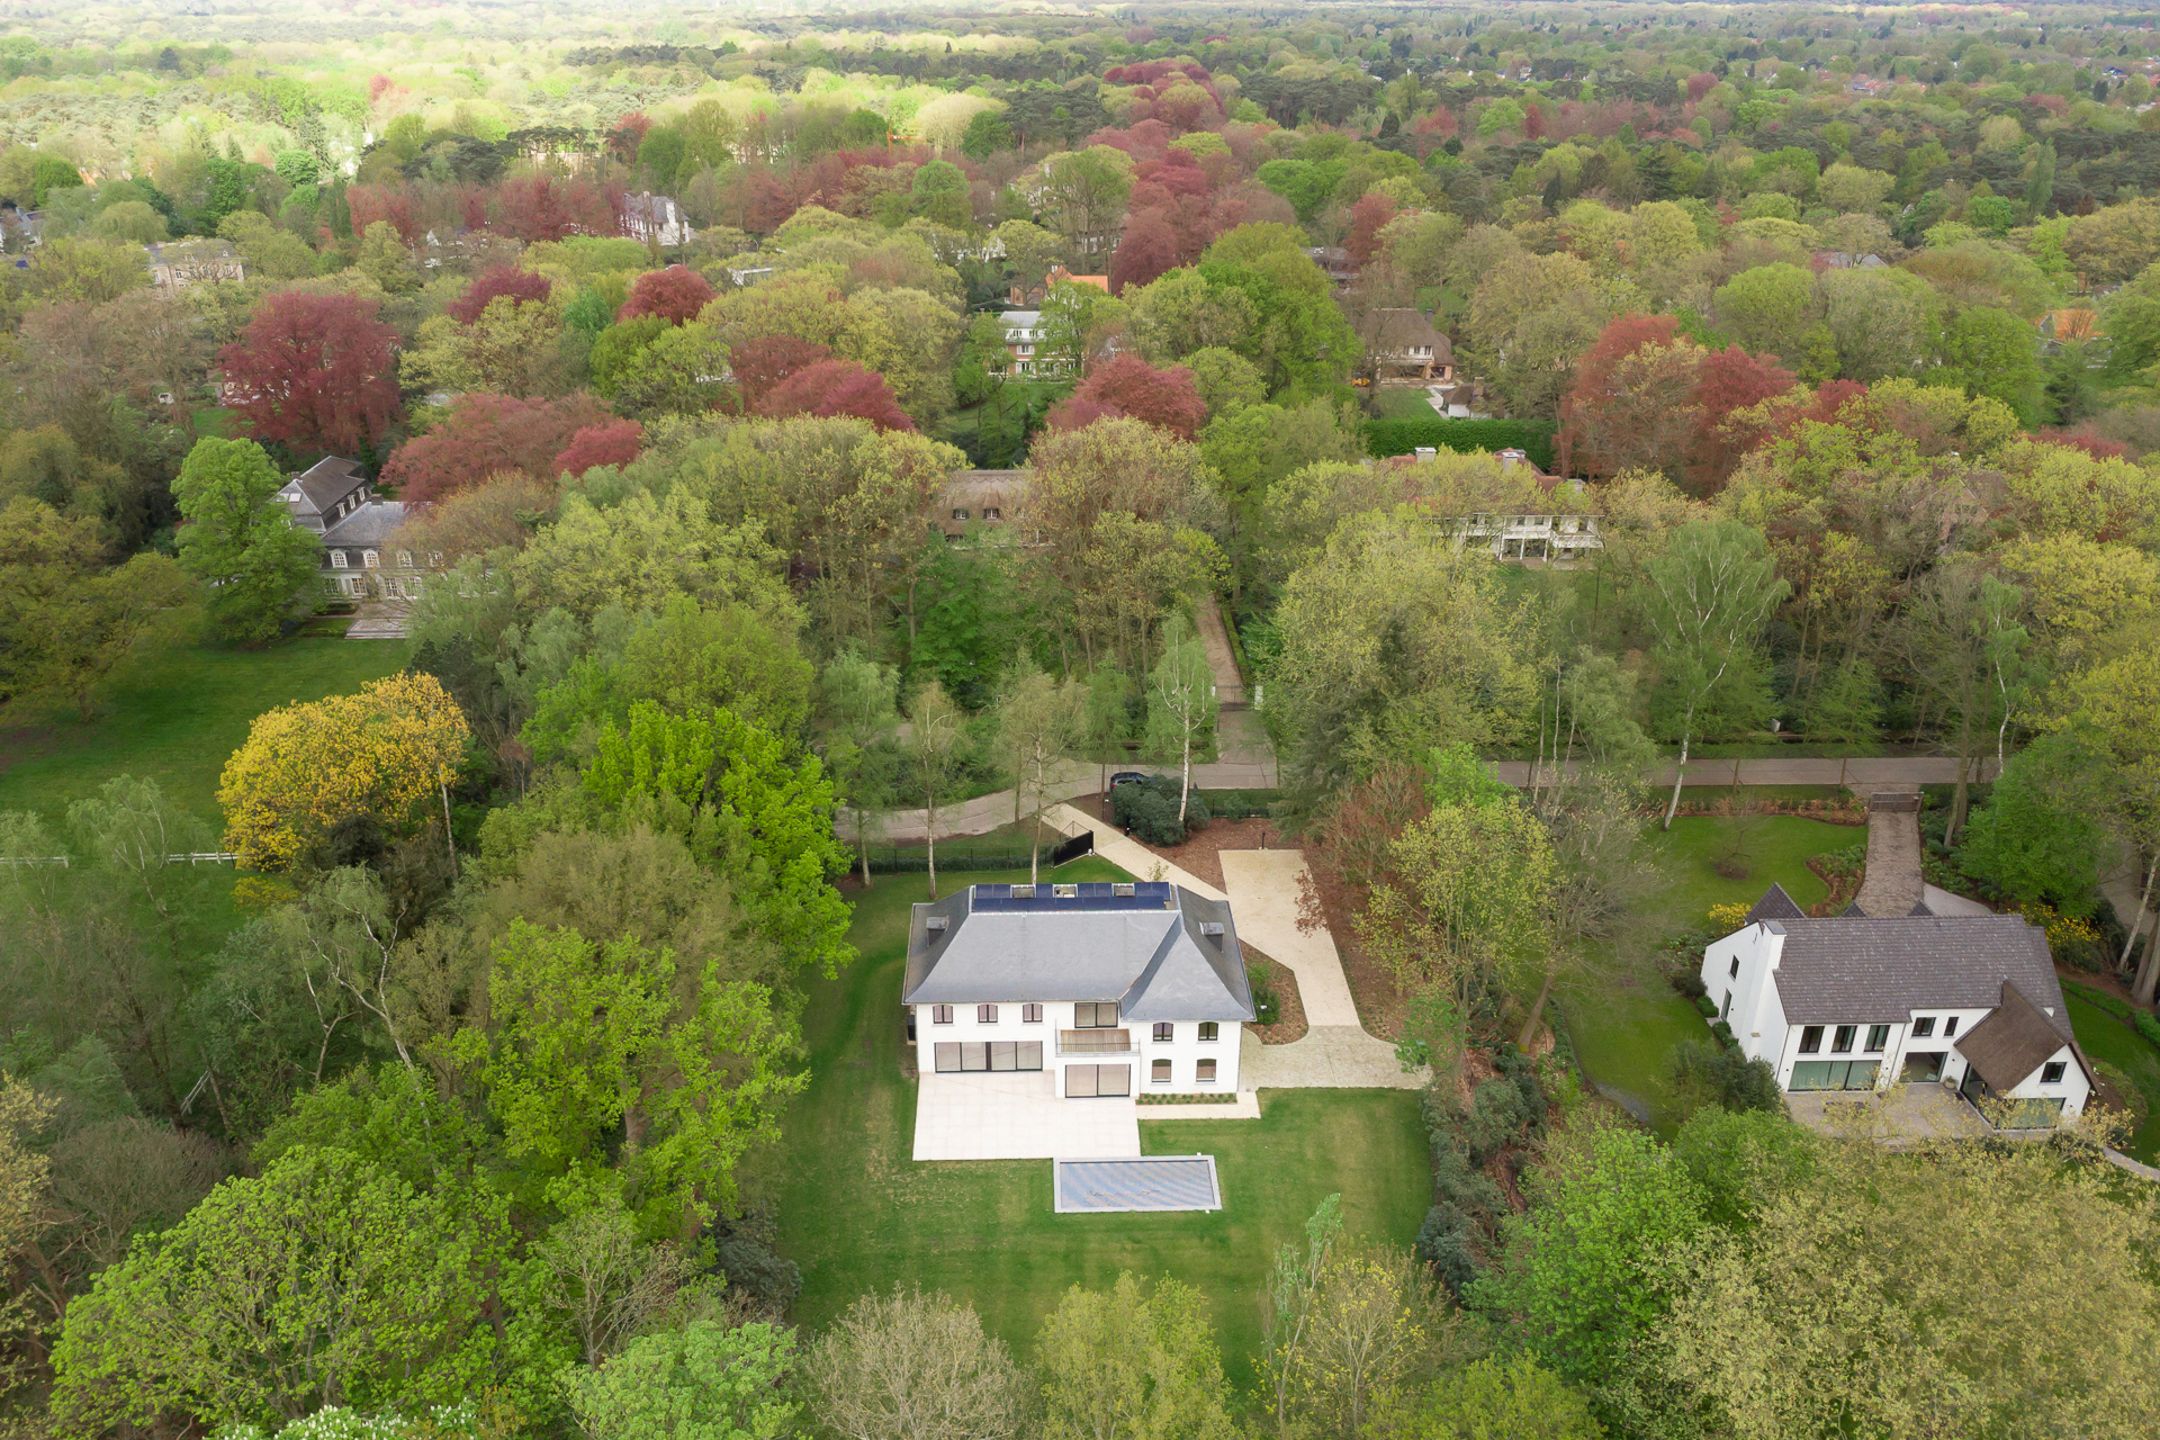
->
[330,550,348,569]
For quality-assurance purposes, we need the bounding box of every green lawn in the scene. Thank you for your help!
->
[768,861,1431,1382]
[1366,386,1440,420]
[1559,813,1860,1133]
[2064,989,2160,1162]
[0,637,411,830]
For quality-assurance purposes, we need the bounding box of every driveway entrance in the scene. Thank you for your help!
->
[912,1070,1140,1161]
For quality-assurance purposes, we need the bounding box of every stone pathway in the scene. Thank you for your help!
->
[1041,805,1225,900]
[1217,849,1423,1091]
[1854,791,1923,916]
[1193,596,1246,705]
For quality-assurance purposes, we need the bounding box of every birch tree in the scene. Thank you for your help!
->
[1894,559,2029,844]
[1144,616,1217,829]
[1642,519,1788,829]
[994,658,1084,883]
[901,680,967,901]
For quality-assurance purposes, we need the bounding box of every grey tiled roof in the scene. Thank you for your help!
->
[320,500,408,548]
[282,456,367,517]
[1765,913,2069,1032]
[1746,883,1805,924]
[903,884,1256,1022]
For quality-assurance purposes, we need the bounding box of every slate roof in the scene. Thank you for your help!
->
[1746,883,1806,924]
[903,882,1256,1022]
[320,500,409,548]
[1760,911,2069,1029]
[1955,981,2088,1092]
[281,456,368,517]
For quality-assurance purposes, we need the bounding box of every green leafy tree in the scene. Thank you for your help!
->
[1641,519,1788,828]
[171,437,320,644]
[818,649,902,885]
[1939,305,2045,424]
[560,1319,800,1440]
[0,497,192,716]
[49,1147,507,1434]
[1663,1130,2160,1439]
[1368,1353,1604,1440]
[1471,1120,1706,1399]
[465,920,803,1235]
[1037,1275,1238,1440]
[582,701,850,979]
[1958,734,2104,917]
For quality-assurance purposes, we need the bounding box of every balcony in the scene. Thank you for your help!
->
[1058,1029,1136,1058]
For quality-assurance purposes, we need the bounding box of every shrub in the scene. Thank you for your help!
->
[1671,971,1708,1001]
[1710,1019,1736,1049]
[1247,963,1280,1025]
[1707,901,1751,934]
[1671,1038,1782,1113]
[1415,1204,1480,1298]
[1110,774,1208,844]
[1694,994,1718,1018]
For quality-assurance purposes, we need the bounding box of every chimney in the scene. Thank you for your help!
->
[1199,922,1225,938]
[1498,448,1526,468]
[1413,445,1438,461]
[925,916,949,932]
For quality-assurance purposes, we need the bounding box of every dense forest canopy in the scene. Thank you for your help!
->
[4,2,2160,1438]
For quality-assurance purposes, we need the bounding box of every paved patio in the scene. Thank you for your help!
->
[1786,1082,1987,1142]
[912,1070,1140,1161]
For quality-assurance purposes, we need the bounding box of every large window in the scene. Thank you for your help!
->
[933,1041,1043,1073]
[1074,1002,1119,1028]
[1066,1064,1131,1098]
[1152,1023,1173,1042]
[1832,1025,1856,1054]
[1912,1016,1936,1038]
[1799,1025,1823,1054]
[1865,1024,1889,1052]
[1789,1059,1881,1092]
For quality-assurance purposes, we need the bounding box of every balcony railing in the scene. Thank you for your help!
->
[1058,1029,1136,1057]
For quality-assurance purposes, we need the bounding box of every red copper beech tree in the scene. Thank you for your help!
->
[1046,355,1207,441]
[217,291,402,455]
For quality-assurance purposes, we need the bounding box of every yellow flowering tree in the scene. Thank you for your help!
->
[217,672,469,872]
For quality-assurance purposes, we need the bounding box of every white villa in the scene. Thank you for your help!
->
[903,881,1253,1101]
[1704,885,2093,1128]
[277,456,442,601]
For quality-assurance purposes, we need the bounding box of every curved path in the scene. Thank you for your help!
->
[861,754,2000,843]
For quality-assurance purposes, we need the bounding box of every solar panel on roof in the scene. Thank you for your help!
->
[970,881,1174,912]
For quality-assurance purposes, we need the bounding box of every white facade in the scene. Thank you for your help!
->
[911,999,1242,1098]
[1705,923,2091,1123]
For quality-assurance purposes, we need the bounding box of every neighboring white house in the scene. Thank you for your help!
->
[1703,885,2094,1127]
[621,191,694,248]
[903,881,1253,1099]
[277,456,442,601]
[997,309,1070,376]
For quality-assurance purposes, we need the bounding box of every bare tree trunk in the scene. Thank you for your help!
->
[440,781,459,880]
[1518,961,1559,1050]
[2122,851,2158,987]
[1178,724,1193,828]
[1662,712,1694,831]
[925,782,939,901]
[856,806,872,888]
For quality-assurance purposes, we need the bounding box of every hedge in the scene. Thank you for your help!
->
[1363,416,1558,472]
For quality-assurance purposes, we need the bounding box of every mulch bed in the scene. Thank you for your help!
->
[1073,791,1281,891]
[1245,947,1308,1045]
[1298,851,1409,1042]
[1806,854,1864,915]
